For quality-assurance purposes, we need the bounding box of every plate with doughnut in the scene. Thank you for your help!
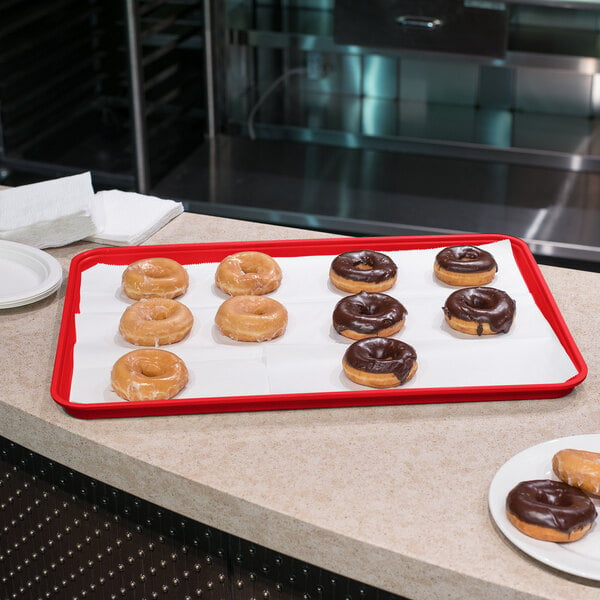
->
[51,233,587,418]
[489,434,600,580]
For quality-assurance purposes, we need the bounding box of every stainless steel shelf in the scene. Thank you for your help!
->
[227,85,600,172]
[153,135,600,269]
[0,0,206,191]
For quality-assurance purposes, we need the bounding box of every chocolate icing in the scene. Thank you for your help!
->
[343,337,417,383]
[333,291,406,335]
[443,286,515,335]
[435,245,497,274]
[331,250,397,283]
[506,479,597,533]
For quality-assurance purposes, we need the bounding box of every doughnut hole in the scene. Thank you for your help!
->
[149,305,169,320]
[469,294,495,310]
[139,360,163,378]
[143,263,168,278]
[241,263,259,275]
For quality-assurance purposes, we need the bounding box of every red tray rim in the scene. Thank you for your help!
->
[51,233,588,419]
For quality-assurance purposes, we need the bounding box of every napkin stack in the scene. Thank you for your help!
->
[0,172,96,249]
[0,172,183,249]
[87,189,183,246]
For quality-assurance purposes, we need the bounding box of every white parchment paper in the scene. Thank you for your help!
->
[69,240,579,404]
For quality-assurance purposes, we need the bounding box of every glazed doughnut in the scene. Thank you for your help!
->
[122,258,189,300]
[119,298,194,346]
[215,295,288,342]
[553,449,600,496]
[342,337,417,388]
[111,348,188,402]
[333,291,407,339]
[443,286,515,336]
[505,479,597,542]
[330,250,397,293]
[434,245,497,286]
[215,251,282,296]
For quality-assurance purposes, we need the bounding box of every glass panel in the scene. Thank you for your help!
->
[363,54,398,99]
[400,58,478,106]
[362,98,397,136]
[515,67,592,116]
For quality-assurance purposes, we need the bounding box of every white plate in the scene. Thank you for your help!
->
[489,434,600,581]
[0,240,62,308]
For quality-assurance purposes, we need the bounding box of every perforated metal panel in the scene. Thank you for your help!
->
[0,437,408,600]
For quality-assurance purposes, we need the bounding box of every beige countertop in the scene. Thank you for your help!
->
[1,211,599,600]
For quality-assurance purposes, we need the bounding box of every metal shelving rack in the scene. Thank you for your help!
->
[0,0,206,192]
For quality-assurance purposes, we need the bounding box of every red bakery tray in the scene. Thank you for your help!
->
[51,234,587,419]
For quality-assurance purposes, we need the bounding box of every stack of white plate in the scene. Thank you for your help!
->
[0,240,63,309]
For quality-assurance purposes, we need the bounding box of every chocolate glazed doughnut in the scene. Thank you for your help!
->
[333,291,407,339]
[506,479,597,542]
[443,286,515,336]
[330,250,397,293]
[342,337,417,388]
[434,245,497,286]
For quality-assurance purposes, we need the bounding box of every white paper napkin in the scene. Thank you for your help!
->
[0,172,96,249]
[86,189,183,246]
[0,172,184,249]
